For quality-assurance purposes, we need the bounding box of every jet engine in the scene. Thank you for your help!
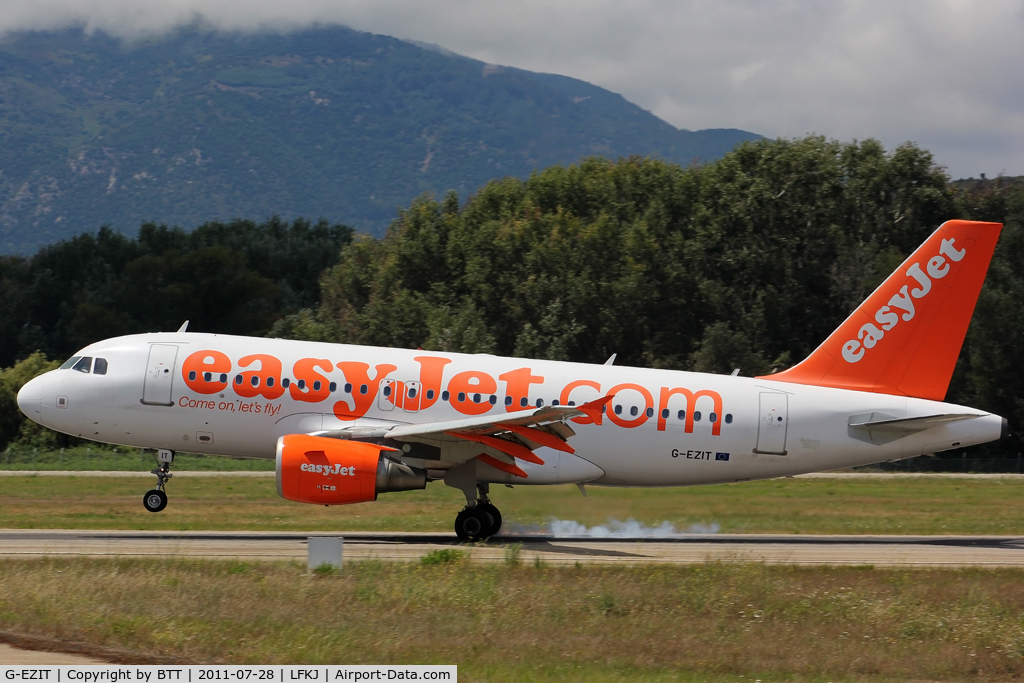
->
[276,434,426,505]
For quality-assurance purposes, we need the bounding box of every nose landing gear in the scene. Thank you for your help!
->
[454,483,502,541]
[142,449,174,513]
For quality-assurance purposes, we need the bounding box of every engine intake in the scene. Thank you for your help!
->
[276,434,426,505]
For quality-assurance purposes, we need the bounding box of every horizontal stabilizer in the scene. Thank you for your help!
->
[848,413,981,434]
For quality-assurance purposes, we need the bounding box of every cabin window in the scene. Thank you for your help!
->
[383,384,392,396]
[489,395,497,405]
[266,377,275,387]
[219,373,228,383]
[710,412,717,423]
[93,358,108,375]
[426,389,435,400]
[345,383,352,393]
[520,397,528,407]
[661,408,669,419]
[282,378,291,388]
[297,379,306,390]
[630,406,638,417]
[250,376,260,387]
[677,410,685,420]
[614,405,622,415]
[329,382,337,392]
[552,399,559,406]
[359,384,368,394]
[60,356,82,370]
[568,401,576,406]
[458,392,466,402]
[408,387,416,398]
[504,396,512,406]
[72,357,92,374]
[536,398,544,407]
[235,375,243,385]
[725,414,733,424]
[442,391,450,401]
[646,407,654,418]
[312,380,321,391]
[473,393,481,403]
[694,411,701,421]
[189,371,197,381]
[203,372,212,382]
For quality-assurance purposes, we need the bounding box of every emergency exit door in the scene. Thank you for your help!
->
[754,392,788,454]
[142,344,178,406]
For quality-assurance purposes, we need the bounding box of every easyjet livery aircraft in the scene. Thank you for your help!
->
[17,220,1009,540]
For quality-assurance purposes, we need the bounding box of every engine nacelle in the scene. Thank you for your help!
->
[276,434,426,505]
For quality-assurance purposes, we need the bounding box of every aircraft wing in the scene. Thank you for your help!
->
[383,395,613,477]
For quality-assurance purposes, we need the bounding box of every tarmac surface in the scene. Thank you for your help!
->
[3,529,1024,567]
[0,642,105,664]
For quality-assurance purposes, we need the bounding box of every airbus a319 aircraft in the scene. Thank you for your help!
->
[17,220,1008,540]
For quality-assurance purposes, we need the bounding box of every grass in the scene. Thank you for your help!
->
[1,476,1024,535]
[0,447,274,471]
[420,548,466,565]
[1,557,1024,680]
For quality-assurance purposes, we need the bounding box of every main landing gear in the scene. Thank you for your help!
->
[143,449,174,513]
[454,483,502,541]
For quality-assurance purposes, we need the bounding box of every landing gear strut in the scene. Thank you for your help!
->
[454,483,502,541]
[143,449,174,513]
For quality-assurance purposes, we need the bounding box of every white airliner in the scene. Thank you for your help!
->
[17,220,1008,540]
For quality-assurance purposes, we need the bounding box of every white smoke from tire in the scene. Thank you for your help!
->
[497,518,720,538]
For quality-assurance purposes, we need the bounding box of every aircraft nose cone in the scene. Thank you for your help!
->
[17,375,44,417]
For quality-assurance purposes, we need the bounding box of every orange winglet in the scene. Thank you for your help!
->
[504,424,575,454]
[578,394,615,424]
[446,431,544,465]
[476,453,528,478]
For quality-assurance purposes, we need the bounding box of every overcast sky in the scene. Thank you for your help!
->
[1,0,1022,179]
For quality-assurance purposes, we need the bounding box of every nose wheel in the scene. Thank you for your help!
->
[454,484,502,541]
[143,489,167,512]
[143,449,174,513]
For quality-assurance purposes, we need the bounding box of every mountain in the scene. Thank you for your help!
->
[0,25,759,253]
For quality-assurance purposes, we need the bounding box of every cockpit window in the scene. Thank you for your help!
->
[93,358,108,375]
[72,356,93,374]
[59,356,82,370]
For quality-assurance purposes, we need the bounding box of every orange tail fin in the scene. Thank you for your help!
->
[759,220,1002,400]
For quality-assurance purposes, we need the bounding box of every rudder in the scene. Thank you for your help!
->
[759,220,1002,400]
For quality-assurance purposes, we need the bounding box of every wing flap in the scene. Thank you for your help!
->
[384,394,612,443]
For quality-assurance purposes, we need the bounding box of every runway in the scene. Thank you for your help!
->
[3,529,1024,567]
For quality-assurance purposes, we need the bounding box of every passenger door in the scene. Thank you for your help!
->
[142,344,178,406]
[754,392,788,454]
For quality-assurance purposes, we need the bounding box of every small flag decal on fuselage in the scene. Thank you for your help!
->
[715,452,730,461]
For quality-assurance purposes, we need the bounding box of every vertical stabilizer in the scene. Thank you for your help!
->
[759,220,1002,400]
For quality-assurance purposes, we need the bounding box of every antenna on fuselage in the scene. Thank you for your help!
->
[604,354,617,366]
[176,321,189,333]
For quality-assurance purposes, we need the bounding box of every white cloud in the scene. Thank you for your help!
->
[1,0,1022,178]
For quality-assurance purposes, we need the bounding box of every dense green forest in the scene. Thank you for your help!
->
[2,136,1022,454]
[0,25,756,253]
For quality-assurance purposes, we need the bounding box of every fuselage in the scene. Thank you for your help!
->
[17,331,1005,486]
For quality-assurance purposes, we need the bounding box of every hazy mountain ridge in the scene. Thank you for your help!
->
[0,25,758,253]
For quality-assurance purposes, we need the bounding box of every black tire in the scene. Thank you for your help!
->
[477,502,502,537]
[143,489,167,513]
[454,506,488,541]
